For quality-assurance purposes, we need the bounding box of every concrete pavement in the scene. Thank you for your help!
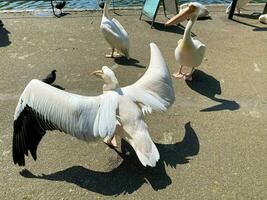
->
[0,4,266,199]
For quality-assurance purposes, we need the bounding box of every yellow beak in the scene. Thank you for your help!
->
[91,70,103,78]
[165,5,196,26]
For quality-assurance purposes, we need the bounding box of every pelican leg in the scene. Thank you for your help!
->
[172,65,185,78]
[103,135,117,148]
[184,67,194,81]
[105,48,115,58]
[113,49,121,57]
[105,49,121,58]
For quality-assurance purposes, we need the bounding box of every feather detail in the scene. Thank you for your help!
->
[14,79,118,141]
[93,91,118,138]
[118,97,160,167]
[120,43,175,114]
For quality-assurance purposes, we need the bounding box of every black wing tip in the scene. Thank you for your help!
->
[13,105,45,166]
[12,149,26,166]
[14,160,25,167]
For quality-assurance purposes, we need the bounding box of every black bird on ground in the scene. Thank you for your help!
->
[55,0,66,14]
[51,0,66,16]
[42,70,57,84]
[42,70,65,90]
[99,1,105,9]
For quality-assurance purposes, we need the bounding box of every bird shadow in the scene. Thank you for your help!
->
[0,22,11,47]
[112,10,123,16]
[197,16,212,21]
[236,12,261,19]
[114,57,146,68]
[186,70,240,112]
[54,12,71,18]
[145,20,185,34]
[253,26,267,32]
[231,18,267,31]
[51,83,65,90]
[19,122,199,195]
[155,122,199,167]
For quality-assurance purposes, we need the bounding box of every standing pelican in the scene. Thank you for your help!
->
[100,0,130,59]
[12,43,174,167]
[165,2,206,81]
[225,0,250,14]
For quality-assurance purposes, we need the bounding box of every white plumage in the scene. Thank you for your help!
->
[100,0,130,58]
[165,2,206,81]
[13,43,175,167]
[259,14,267,24]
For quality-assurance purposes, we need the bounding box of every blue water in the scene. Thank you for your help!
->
[0,0,265,10]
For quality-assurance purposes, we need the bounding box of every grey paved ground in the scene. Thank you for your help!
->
[0,4,266,200]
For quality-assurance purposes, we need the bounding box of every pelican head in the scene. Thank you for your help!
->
[91,66,119,91]
[165,2,205,25]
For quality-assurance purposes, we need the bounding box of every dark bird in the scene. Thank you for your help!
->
[99,1,105,9]
[55,0,66,14]
[42,70,65,90]
[42,70,57,85]
[51,0,66,16]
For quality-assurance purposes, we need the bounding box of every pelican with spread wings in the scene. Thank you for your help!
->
[12,43,175,168]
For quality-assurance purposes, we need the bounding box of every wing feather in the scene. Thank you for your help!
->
[13,105,49,166]
[100,17,129,54]
[118,97,160,167]
[101,20,124,49]
[120,43,175,114]
[93,92,118,138]
[111,18,128,38]
[13,79,119,166]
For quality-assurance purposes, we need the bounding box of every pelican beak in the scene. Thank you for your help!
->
[165,4,196,26]
[91,70,103,78]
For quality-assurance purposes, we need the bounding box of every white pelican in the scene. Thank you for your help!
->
[165,2,206,81]
[259,14,267,24]
[225,0,250,14]
[100,0,130,59]
[12,43,175,167]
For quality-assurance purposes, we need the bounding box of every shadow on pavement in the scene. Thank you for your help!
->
[186,69,240,112]
[145,21,185,34]
[231,18,267,32]
[236,12,261,20]
[114,57,146,68]
[0,21,11,47]
[20,122,199,195]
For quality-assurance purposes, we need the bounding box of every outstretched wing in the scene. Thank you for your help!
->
[118,97,160,167]
[13,79,118,166]
[120,43,175,114]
